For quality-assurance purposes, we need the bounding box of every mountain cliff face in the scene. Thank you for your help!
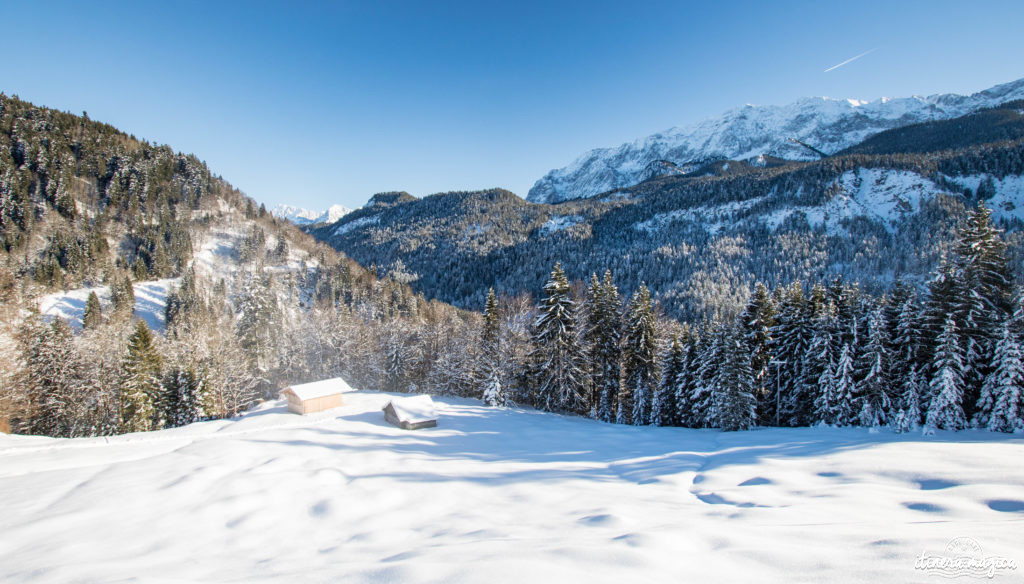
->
[528,78,1024,203]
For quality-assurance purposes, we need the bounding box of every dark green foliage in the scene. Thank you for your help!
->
[83,291,102,329]
[624,284,658,425]
[527,263,587,414]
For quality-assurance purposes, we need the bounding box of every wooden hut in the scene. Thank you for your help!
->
[382,395,438,430]
[280,378,352,415]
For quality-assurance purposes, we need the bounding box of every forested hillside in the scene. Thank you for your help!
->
[0,95,483,437]
[313,108,1024,323]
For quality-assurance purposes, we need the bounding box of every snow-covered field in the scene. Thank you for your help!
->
[37,279,178,332]
[1,391,1022,583]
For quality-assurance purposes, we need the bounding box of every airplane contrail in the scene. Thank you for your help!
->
[824,48,878,73]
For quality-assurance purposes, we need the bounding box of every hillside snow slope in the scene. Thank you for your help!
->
[1,391,1022,583]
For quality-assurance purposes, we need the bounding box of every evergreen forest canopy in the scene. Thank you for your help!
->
[1,93,1022,438]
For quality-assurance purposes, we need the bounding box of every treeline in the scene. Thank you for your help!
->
[476,203,1023,433]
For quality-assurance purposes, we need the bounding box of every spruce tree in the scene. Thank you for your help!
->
[978,323,1024,432]
[623,284,658,426]
[121,319,162,432]
[653,334,684,426]
[768,282,814,426]
[82,291,102,329]
[715,328,757,431]
[856,306,893,428]
[925,317,967,433]
[898,364,925,432]
[527,263,587,414]
[833,343,856,426]
[739,283,775,420]
[587,270,621,423]
[674,332,700,427]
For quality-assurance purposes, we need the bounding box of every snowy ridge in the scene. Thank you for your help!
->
[1,390,1022,582]
[631,168,1024,236]
[529,78,1024,203]
[273,203,354,225]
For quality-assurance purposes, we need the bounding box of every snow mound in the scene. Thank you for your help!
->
[1,391,1022,583]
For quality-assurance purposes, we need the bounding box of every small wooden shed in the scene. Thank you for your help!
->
[383,395,438,430]
[280,378,352,415]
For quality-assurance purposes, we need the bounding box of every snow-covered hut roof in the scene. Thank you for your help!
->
[281,378,353,401]
[384,395,437,424]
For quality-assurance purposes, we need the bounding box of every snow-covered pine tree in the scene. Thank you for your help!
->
[653,334,684,426]
[927,204,1014,419]
[583,270,622,423]
[767,282,814,426]
[527,263,587,414]
[715,327,757,431]
[890,286,924,396]
[83,291,102,329]
[477,287,507,406]
[236,272,282,378]
[624,284,658,426]
[674,331,700,427]
[739,283,775,421]
[120,320,161,433]
[977,322,1023,432]
[111,274,135,315]
[855,305,893,428]
[833,343,856,426]
[807,305,839,426]
[925,317,968,433]
[691,327,724,428]
[482,365,507,407]
[898,364,925,433]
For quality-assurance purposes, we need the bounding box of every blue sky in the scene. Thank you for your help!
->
[3,1,1023,210]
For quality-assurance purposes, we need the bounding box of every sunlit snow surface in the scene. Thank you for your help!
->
[1,391,1022,583]
[37,279,178,332]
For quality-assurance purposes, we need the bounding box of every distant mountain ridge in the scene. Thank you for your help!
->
[272,203,353,225]
[528,78,1024,203]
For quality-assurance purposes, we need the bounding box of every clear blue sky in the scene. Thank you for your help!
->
[3,1,1023,210]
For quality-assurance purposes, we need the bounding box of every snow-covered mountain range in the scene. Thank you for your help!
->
[272,203,353,225]
[528,78,1024,203]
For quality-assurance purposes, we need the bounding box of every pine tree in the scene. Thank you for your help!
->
[586,270,621,423]
[691,328,725,428]
[925,317,967,433]
[856,306,893,428]
[482,366,507,407]
[768,282,814,426]
[833,343,856,426]
[715,328,757,431]
[898,364,925,433]
[653,334,684,426]
[978,323,1024,432]
[624,284,658,426]
[739,283,775,421]
[121,319,162,432]
[527,263,587,414]
[674,332,700,427]
[927,204,1014,420]
[82,291,102,329]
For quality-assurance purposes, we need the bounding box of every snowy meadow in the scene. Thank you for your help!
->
[1,391,1021,583]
